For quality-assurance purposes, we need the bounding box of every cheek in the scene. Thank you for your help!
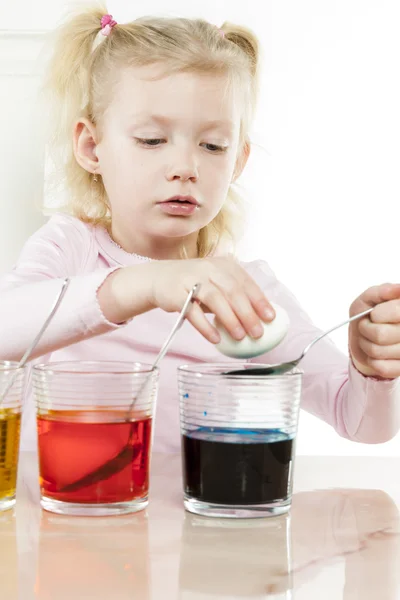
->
[98,133,134,168]
[97,142,121,178]
[204,157,235,188]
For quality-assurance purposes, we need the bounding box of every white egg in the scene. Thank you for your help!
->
[214,302,289,359]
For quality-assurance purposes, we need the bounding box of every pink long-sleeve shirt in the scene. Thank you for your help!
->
[1,213,399,452]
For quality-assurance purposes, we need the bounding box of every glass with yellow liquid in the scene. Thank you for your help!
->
[0,362,24,511]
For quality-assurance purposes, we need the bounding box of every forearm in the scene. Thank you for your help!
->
[0,268,124,361]
[97,262,158,323]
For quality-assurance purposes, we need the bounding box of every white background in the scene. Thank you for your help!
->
[1,0,400,455]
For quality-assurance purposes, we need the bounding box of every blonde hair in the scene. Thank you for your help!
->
[44,3,260,257]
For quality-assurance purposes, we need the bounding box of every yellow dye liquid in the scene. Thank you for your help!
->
[0,410,21,499]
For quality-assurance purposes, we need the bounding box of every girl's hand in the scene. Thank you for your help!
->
[100,257,275,344]
[349,283,400,379]
[148,256,275,343]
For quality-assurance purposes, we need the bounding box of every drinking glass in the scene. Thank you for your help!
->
[178,363,302,518]
[33,361,158,516]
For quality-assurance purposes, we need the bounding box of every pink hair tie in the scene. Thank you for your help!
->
[213,24,224,38]
[100,14,117,36]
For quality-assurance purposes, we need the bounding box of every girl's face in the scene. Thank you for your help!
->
[75,65,248,258]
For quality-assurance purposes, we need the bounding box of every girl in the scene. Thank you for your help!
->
[1,5,400,452]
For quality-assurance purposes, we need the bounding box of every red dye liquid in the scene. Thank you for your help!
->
[37,410,152,504]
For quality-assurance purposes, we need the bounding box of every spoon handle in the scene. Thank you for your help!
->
[125,283,201,417]
[299,306,374,361]
[153,283,201,368]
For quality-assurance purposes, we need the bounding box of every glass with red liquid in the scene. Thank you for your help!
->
[32,361,158,516]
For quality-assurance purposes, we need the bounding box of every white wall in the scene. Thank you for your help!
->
[2,0,400,455]
[0,31,47,272]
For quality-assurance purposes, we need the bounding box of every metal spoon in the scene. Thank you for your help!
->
[59,283,201,493]
[0,278,71,405]
[225,306,374,376]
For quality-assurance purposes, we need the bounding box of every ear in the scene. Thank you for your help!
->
[232,139,251,181]
[73,118,100,174]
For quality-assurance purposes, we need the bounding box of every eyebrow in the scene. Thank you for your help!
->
[129,114,235,131]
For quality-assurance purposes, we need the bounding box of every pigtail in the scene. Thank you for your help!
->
[44,4,105,146]
[221,24,259,79]
[43,3,112,225]
[218,23,260,141]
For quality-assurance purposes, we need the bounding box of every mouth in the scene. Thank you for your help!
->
[159,195,199,206]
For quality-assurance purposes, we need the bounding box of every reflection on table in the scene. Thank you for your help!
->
[2,453,399,599]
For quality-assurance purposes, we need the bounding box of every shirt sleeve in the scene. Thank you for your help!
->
[0,214,124,361]
[244,259,400,444]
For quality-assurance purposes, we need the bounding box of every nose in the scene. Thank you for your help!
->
[165,149,199,182]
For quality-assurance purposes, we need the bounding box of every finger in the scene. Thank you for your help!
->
[363,358,399,379]
[358,283,400,309]
[358,336,400,360]
[211,262,275,322]
[240,274,275,322]
[199,286,248,340]
[358,320,400,345]
[209,276,264,338]
[186,301,221,344]
[368,298,400,325]
[226,291,265,339]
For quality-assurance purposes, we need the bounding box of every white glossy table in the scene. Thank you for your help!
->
[1,452,400,599]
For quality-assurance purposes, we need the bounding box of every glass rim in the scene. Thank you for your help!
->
[33,360,157,376]
[178,363,303,379]
[0,360,24,372]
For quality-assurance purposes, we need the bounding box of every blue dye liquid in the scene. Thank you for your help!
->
[182,427,294,505]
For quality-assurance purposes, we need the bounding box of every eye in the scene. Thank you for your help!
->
[135,138,166,147]
[201,143,228,153]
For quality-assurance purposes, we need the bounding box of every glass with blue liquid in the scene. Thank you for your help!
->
[178,364,302,518]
